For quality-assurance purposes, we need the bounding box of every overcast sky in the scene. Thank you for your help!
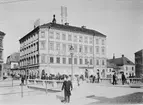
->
[0,0,143,62]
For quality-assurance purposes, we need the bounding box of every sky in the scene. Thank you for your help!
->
[0,0,143,63]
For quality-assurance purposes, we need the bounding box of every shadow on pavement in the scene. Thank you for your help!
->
[86,92,143,105]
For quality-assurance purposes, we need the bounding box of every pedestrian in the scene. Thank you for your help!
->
[112,72,116,85]
[21,75,25,85]
[121,72,126,85]
[61,76,73,103]
[97,72,100,83]
[93,75,95,83]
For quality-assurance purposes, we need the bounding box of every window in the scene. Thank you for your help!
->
[85,59,88,64]
[68,34,72,41]
[74,58,77,64]
[69,58,72,64]
[62,33,66,40]
[49,42,54,50]
[56,42,60,51]
[96,39,99,44]
[102,60,105,65]
[89,37,93,44]
[62,44,66,52]
[41,31,45,38]
[79,45,83,53]
[49,31,54,39]
[56,32,60,39]
[68,44,72,52]
[84,46,88,53]
[79,36,83,42]
[50,57,54,63]
[84,36,88,43]
[0,39,2,47]
[102,39,105,45]
[74,44,77,52]
[102,47,105,54]
[80,58,83,64]
[89,46,93,54]
[40,41,46,50]
[90,59,93,65]
[74,35,77,42]
[96,59,99,65]
[132,67,134,70]
[41,54,46,63]
[96,46,99,54]
[63,58,66,64]
[56,57,60,63]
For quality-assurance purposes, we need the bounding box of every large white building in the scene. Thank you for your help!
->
[19,16,107,78]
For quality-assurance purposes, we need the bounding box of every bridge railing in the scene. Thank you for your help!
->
[100,78,142,85]
[27,79,64,89]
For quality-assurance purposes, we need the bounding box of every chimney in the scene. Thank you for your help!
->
[113,53,115,59]
[81,26,86,29]
[122,54,124,58]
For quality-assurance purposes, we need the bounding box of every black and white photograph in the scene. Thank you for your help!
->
[0,0,143,105]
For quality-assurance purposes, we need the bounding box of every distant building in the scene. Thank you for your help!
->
[0,31,5,80]
[135,49,143,77]
[19,15,107,78]
[108,55,135,78]
[3,63,10,76]
[6,52,20,75]
[106,60,120,78]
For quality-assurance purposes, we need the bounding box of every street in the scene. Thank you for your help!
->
[0,80,143,105]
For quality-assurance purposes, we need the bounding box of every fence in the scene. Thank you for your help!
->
[100,78,142,85]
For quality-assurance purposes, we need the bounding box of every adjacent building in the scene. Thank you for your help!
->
[6,52,20,75]
[19,16,107,78]
[0,31,5,79]
[108,55,135,78]
[135,49,143,77]
[106,60,120,78]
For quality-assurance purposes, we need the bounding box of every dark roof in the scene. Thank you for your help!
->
[19,22,106,42]
[107,60,120,69]
[108,56,135,66]
[0,31,5,35]
[135,49,143,54]
[41,23,106,37]
[19,27,39,42]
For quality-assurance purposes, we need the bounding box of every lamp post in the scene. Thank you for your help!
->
[70,45,74,81]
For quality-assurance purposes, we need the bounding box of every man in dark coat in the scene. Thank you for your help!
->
[112,72,116,85]
[61,76,73,103]
[122,73,126,85]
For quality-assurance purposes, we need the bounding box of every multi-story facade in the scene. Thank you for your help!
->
[19,17,107,78]
[135,49,143,78]
[6,52,20,75]
[0,31,5,80]
[108,55,135,78]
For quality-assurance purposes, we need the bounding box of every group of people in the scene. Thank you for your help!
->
[112,72,127,85]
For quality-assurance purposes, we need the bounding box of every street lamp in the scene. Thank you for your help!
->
[70,45,74,81]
